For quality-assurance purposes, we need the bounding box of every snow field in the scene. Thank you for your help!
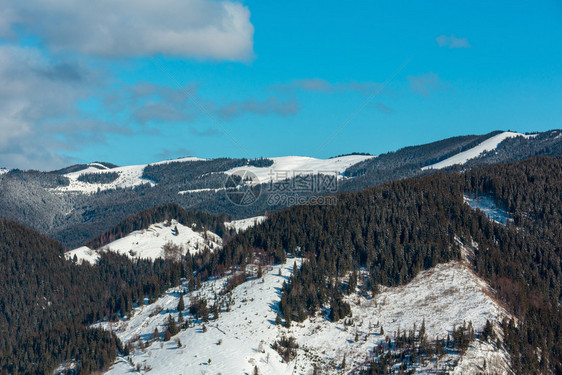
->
[225,155,375,186]
[66,220,222,264]
[101,256,511,374]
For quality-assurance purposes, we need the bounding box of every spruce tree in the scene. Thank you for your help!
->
[167,314,179,336]
[177,293,185,312]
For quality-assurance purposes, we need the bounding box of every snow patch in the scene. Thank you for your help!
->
[225,155,375,185]
[53,163,154,194]
[464,195,513,226]
[150,156,206,166]
[67,220,222,262]
[224,216,267,233]
[178,187,225,195]
[51,155,371,194]
[64,246,100,265]
[101,220,221,261]
[88,162,111,170]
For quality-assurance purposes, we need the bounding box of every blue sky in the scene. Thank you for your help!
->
[0,0,561,169]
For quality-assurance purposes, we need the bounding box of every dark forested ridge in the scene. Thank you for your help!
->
[342,131,502,178]
[52,161,119,175]
[0,220,193,374]
[341,129,562,191]
[77,171,120,184]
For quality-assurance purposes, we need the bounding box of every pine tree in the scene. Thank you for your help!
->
[212,303,219,320]
[177,293,185,312]
[163,330,172,342]
[167,314,179,336]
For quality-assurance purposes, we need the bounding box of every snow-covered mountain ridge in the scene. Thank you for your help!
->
[422,131,533,170]
[49,155,373,194]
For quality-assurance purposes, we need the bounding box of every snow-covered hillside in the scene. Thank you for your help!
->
[52,155,373,194]
[53,157,205,194]
[422,131,531,170]
[65,246,101,265]
[226,155,375,185]
[224,215,267,232]
[65,220,221,263]
[0,168,9,175]
[101,255,511,374]
[54,163,154,194]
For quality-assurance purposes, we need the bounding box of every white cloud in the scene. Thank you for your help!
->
[408,72,445,96]
[2,0,254,61]
[0,46,129,170]
[436,34,470,49]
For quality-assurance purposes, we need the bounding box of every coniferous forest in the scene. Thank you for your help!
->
[223,156,562,374]
[1,156,561,373]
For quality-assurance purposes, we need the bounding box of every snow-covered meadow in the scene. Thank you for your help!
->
[99,254,511,374]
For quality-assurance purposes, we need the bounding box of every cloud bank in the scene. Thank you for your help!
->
[0,46,130,170]
[1,0,254,61]
[0,0,256,169]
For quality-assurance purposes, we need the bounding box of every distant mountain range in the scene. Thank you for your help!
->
[0,129,560,248]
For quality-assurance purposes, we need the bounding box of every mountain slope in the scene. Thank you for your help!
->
[2,155,561,374]
[221,155,562,374]
[0,220,121,373]
[101,257,510,374]
[0,217,217,373]
[69,219,223,263]
[421,131,532,170]
[0,129,559,249]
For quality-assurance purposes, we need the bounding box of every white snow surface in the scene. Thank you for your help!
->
[464,195,513,226]
[101,257,511,374]
[178,188,225,195]
[66,220,222,262]
[225,155,375,185]
[422,131,531,170]
[0,168,9,175]
[54,163,154,194]
[64,246,100,265]
[101,220,222,261]
[52,158,205,194]
[150,156,206,165]
[224,216,267,233]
